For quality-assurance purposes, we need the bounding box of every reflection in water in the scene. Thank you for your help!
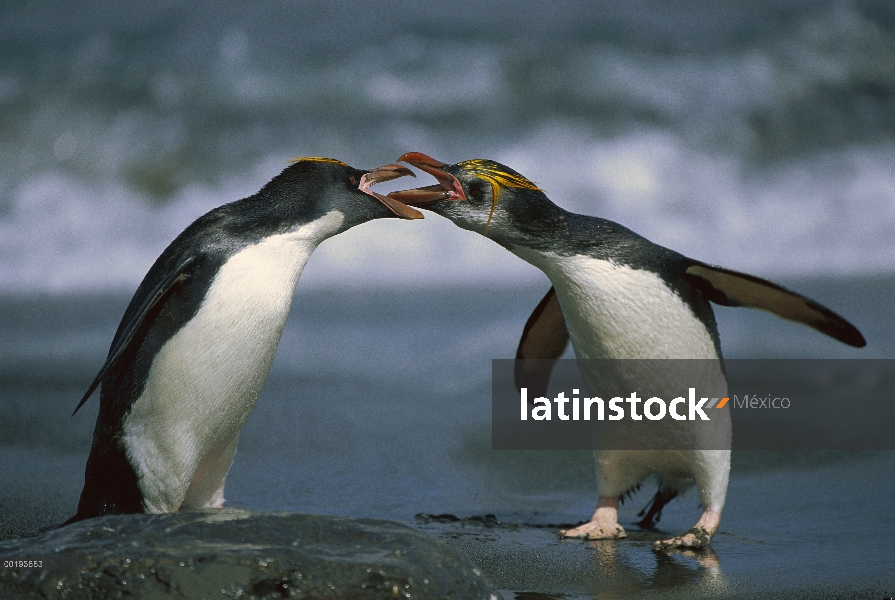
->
[579,539,728,598]
[653,546,728,595]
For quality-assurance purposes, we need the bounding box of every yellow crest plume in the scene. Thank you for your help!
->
[288,157,350,167]
[456,159,543,235]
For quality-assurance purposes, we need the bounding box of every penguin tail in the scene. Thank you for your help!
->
[636,488,680,529]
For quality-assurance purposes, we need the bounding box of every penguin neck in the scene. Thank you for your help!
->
[489,197,575,257]
[216,210,346,300]
[500,202,582,273]
[233,209,347,291]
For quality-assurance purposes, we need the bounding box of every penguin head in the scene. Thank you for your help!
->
[242,158,423,237]
[388,152,556,245]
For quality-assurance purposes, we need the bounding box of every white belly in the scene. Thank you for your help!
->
[516,252,731,507]
[122,215,341,512]
[533,254,719,360]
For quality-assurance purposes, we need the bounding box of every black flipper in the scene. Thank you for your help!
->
[514,286,570,398]
[71,256,196,416]
[685,262,866,348]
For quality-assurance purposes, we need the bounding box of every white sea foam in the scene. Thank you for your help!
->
[2,2,893,293]
[1,130,893,295]
[497,128,895,277]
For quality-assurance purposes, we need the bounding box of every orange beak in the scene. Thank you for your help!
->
[359,163,424,219]
[386,152,468,205]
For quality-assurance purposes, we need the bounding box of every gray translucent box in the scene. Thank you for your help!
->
[492,359,895,450]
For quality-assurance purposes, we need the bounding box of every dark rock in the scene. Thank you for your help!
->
[0,509,498,599]
[416,513,462,523]
[415,514,502,528]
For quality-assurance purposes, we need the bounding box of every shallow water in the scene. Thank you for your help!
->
[1,283,892,596]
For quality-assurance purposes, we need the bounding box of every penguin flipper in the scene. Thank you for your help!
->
[685,263,866,348]
[72,256,196,416]
[514,286,571,396]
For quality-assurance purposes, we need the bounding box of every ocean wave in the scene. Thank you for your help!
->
[1,130,892,294]
[1,1,893,292]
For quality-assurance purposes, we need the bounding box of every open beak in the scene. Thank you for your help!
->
[386,152,468,206]
[359,163,424,219]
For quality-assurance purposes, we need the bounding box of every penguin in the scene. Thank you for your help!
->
[67,158,423,523]
[388,152,866,549]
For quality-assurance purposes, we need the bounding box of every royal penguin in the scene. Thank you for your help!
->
[67,158,422,523]
[388,152,865,549]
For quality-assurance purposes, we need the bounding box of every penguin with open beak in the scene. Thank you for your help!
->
[67,157,421,523]
[389,152,865,549]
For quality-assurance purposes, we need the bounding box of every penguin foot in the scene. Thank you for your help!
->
[559,520,627,540]
[559,496,626,540]
[653,509,720,550]
[653,526,712,549]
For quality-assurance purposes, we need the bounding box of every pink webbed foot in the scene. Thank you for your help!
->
[560,520,627,540]
[559,496,627,540]
[654,509,720,550]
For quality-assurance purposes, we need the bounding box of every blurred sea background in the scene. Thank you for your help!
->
[1,1,894,596]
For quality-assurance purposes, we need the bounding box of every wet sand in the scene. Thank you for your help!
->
[3,447,893,598]
[2,286,893,597]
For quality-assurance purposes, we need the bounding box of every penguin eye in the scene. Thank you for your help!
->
[349,175,358,187]
[467,181,485,200]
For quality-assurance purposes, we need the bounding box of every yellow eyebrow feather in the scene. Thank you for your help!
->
[288,157,350,167]
[456,159,543,234]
